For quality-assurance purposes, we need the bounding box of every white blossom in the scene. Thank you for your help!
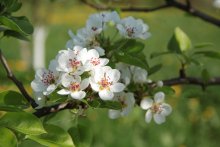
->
[66,28,105,56]
[81,49,109,71]
[90,66,125,100]
[57,74,89,100]
[56,48,85,75]
[86,11,120,34]
[108,92,135,119]
[33,92,46,108]
[140,92,172,124]
[117,16,151,39]
[116,62,131,85]
[31,60,60,95]
[130,66,148,83]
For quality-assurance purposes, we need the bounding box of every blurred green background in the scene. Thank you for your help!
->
[1,0,220,147]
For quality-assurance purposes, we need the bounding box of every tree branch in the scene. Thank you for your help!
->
[33,101,87,117]
[81,0,220,27]
[0,49,38,108]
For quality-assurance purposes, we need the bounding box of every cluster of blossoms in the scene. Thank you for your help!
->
[31,11,172,124]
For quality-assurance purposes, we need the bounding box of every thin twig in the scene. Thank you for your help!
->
[81,0,220,27]
[0,49,38,108]
[33,101,87,117]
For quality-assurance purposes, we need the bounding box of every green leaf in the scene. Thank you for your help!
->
[153,86,175,95]
[193,51,220,59]
[0,90,29,108]
[121,39,145,54]
[0,112,46,135]
[0,127,17,147]
[4,30,29,41]
[0,104,22,112]
[194,42,213,49]
[167,27,191,53]
[174,27,192,52]
[68,123,92,147]
[28,124,75,147]
[150,51,172,59]
[0,16,33,36]
[115,51,149,71]
[148,64,162,75]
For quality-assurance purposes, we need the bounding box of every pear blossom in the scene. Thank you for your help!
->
[86,11,120,34]
[108,92,135,119]
[140,92,172,124]
[90,66,125,100]
[130,66,148,83]
[56,48,85,75]
[116,62,131,85]
[66,28,105,56]
[81,49,109,71]
[57,74,89,100]
[31,60,60,95]
[117,16,151,39]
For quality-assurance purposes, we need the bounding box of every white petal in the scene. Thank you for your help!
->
[110,83,125,93]
[57,89,70,95]
[108,109,121,119]
[99,90,114,100]
[154,92,165,103]
[99,58,109,66]
[94,47,105,56]
[61,74,74,87]
[145,110,153,123]
[153,114,165,124]
[31,80,45,92]
[161,103,172,116]
[70,91,86,100]
[90,82,100,92]
[140,98,153,110]
[107,69,120,82]
[87,49,99,58]
[45,84,56,95]
[80,78,89,90]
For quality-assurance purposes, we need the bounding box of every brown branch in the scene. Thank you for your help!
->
[33,101,87,117]
[81,0,220,27]
[0,49,38,108]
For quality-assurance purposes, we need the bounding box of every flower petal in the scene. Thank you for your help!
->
[145,110,152,123]
[70,91,86,100]
[154,92,165,103]
[153,113,165,124]
[107,69,120,82]
[99,90,114,100]
[140,98,153,110]
[108,109,120,119]
[87,49,99,58]
[57,89,70,95]
[80,78,90,90]
[161,103,172,116]
[110,83,125,93]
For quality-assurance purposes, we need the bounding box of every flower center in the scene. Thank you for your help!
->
[91,27,98,31]
[69,58,81,72]
[126,27,135,37]
[150,103,162,114]
[41,71,55,86]
[69,82,80,91]
[90,57,100,66]
[98,73,112,90]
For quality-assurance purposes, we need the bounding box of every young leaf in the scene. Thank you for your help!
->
[153,86,175,95]
[174,27,192,52]
[115,51,149,71]
[0,112,46,135]
[28,124,75,147]
[121,39,145,54]
[0,127,17,147]
[167,27,191,53]
[194,42,213,49]
[148,64,162,75]
[0,104,22,112]
[150,51,172,59]
[88,99,122,110]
